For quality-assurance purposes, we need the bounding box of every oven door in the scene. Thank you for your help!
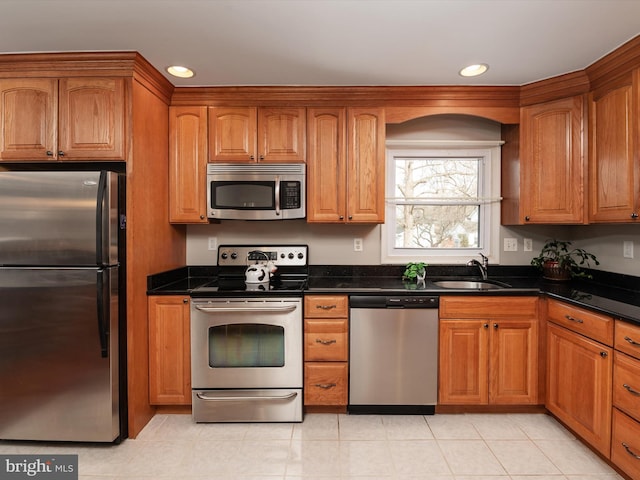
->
[190,298,303,389]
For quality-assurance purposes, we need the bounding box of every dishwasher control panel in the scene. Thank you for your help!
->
[350,295,439,308]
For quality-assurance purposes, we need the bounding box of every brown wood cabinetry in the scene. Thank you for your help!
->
[546,299,613,457]
[208,107,305,163]
[148,296,192,405]
[588,71,640,222]
[303,295,348,409]
[439,296,539,405]
[307,107,385,223]
[612,320,640,479]
[169,106,208,223]
[518,95,586,224]
[0,77,126,161]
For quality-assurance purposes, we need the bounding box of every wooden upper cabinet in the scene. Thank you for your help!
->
[307,107,385,223]
[520,95,586,224]
[258,107,306,162]
[169,106,208,223]
[208,107,305,163]
[0,78,57,160]
[588,71,640,222]
[0,77,126,161]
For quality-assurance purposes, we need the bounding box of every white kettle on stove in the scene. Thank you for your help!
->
[245,260,277,284]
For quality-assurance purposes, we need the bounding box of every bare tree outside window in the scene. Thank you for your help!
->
[393,157,481,249]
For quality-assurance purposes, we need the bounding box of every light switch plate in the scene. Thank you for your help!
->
[208,237,217,251]
[524,238,533,252]
[504,238,518,252]
[353,238,363,252]
[623,241,634,258]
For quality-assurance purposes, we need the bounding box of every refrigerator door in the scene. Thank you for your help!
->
[0,267,120,442]
[0,171,119,267]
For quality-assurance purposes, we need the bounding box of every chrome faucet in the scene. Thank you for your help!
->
[467,253,489,280]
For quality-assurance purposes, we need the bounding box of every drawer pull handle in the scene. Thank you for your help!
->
[624,336,640,346]
[565,314,584,324]
[314,383,337,389]
[316,338,337,345]
[622,443,640,460]
[316,304,337,310]
[623,384,640,396]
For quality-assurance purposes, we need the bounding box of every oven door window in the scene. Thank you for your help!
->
[208,324,285,367]
[212,181,275,210]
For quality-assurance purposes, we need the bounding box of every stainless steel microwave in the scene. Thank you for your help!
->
[207,163,306,220]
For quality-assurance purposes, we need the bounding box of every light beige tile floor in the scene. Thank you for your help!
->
[0,413,626,479]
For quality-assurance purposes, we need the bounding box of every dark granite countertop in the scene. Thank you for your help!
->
[147,265,640,325]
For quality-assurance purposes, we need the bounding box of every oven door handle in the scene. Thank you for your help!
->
[194,304,297,313]
[196,392,298,402]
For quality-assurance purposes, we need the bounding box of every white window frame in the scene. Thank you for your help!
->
[381,140,503,265]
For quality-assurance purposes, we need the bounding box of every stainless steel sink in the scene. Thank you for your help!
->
[433,280,507,290]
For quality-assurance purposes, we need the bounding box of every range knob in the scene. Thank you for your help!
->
[221,252,228,260]
[298,252,304,259]
[288,253,294,259]
[230,252,238,259]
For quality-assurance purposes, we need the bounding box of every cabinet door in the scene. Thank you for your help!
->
[306,107,347,222]
[0,78,57,160]
[58,78,126,160]
[209,107,257,162]
[588,74,639,222]
[547,323,612,456]
[490,320,538,404]
[148,296,192,405]
[520,96,585,224]
[439,320,488,404]
[169,106,208,223]
[346,108,385,223]
[258,107,306,162]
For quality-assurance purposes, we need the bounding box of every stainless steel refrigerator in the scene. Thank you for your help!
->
[0,170,126,442]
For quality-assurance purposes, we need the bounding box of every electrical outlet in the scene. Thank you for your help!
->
[623,240,634,259]
[208,237,217,251]
[353,238,363,252]
[524,238,533,252]
[504,238,518,252]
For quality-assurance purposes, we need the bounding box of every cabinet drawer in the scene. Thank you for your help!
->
[440,296,538,319]
[304,295,348,318]
[611,408,640,480]
[615,320,640,359]
[304,319,348,361]
[547,299,613,346]
[304,362,348,406]
[614,351,640,422]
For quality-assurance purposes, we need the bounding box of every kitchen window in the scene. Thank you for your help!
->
[382,143,502,264]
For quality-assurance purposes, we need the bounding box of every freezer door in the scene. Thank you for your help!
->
[0,267,120,442]
[0,171,120,266]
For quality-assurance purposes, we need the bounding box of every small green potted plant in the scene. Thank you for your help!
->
[402,262,427,283]
[531,239,599,280]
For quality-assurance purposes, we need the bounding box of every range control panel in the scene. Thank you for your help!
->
[218,244,308,267]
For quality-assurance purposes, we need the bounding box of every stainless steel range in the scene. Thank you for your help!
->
[190,245,308,423]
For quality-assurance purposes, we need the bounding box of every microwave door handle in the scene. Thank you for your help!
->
[275,175,281,216]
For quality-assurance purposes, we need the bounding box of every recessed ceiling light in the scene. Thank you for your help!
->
[459,63,489,77]
[166,65,195,79]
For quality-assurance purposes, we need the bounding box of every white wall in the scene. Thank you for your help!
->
[186,114,640,276]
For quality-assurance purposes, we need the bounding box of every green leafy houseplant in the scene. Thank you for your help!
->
[402,262,427,282]
[531,239,599,280]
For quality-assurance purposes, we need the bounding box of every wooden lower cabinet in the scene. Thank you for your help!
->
[611,408,640,480]
[438,296,539,405]
[148,296,192,405]
[547,322,612,457]
[303,295,348,408]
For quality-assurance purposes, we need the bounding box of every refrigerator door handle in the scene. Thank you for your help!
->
[96,269,109,358]
[96,171,108,266]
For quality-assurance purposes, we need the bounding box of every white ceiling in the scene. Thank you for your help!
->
[1,0,639,87]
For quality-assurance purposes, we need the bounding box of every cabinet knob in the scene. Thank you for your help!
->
[183,298,189,304]
[58,151,65,157]
[259,155,264,161]
[339,215,344,220]
[348,215,353,220]
[483,323,489,329]
[631,213,639,219]
[600,351,608,358]
[249,155,254,160]
[46,150,54,157]
[524,216,530,222]
[200,215,205,220]
[493,323,499,329]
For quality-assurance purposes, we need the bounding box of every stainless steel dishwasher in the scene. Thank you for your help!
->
[349,295,439,414]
